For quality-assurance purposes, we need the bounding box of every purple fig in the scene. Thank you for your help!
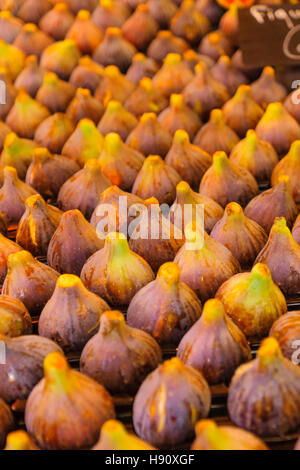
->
[92,0,131,30]
[34,113,75,154]
[98,100,138,141]
[271,140,300,206]
[66,88,104,124]
[95,65,136,106]
[127,113,172,158]
[40,38,80,80]
[0,10,23,43]
[66,9,103,54]
[93,27,136,73]
[147,29,188,63]
[158,93,202,139]
[69,56,104,93]
[124,77,168,118]
[152,53,194,98]
[14,55,45,97]
[13,22,53,58]
[0,234,22,284]
[0,295,32,338]
[270,311,300,362]
[211,55,249,96]
[199,29,233,61]
[293,214,300,244]
[148,0,178,28]
[17,0,52,23]
[36,71,76,113]
[122,4,159,51]
[39,2,75,40]
[251,66,287,109]
[126,52,159,85]
[170,0,211,46]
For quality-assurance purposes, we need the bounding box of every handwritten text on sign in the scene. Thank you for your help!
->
[239,5,300,66]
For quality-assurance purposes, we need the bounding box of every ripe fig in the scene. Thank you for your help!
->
[14,55,45,97]
[36,71,75,113]
[0,122,11,153]
[13,23,53,58]
[251,66,287,109]
[199,29,233,61]
[0,234,22,284]
[0,10,23,43]
[95,65,136,106]
[122,4,159,51]
[4,430,39,450]
[293,214,300,244]
[195,0,223,25]
[69,56,104,92]
[92,0,130,30]
[1,132,38,179]
[66,9,103,54]
[39,2,75,40]
[17,0,52,24]
[40,38,80,80]
[152,53,194,98]
[147,30,188,63]
[158,94,202,139]
[270,311,300,362]
[271,140,300,206]
[194,109,239,154]
[148,0,177,28]
[170,0,211,46]
[0,295,32,337]
[93,27,136,72]
[34,112,75,154]
[211,55,249,96]
[219,5,239,45]
[127,113,172,158]
[93,420,156,450]
[66,88,104,124]
[98,100,138,141]
[124,77,168,118]
[126,53,159,85]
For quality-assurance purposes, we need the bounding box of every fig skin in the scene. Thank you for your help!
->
[194,109,239,155]
[127,262,202,346]
[66,9,103,54]
[244,175,298,234]
[16,194,63,257]
[211,55,249,96]
[126,53,159,85]
[68,0,98,14]
[0,68,17,122]
[128,113,172,159]
[13,23,53,58]
[69,56,104,93]
[62,118,104,167]
[98,133,145,191]
[133,357,211,447]
[0,234,22,284]
[0,334,63,403]
[122,4,159,51]
[2,250,60,316]
[0,10,23,43]
[81,232,155,309]
[39,274,110,352]
[1,132,39,180]
[256,102,300,156]
[178,299,251,385]
[228,338,300,437]
[66,88,104,125]
[158,93,202,139]
[152,53,194,99]
[80,310,162,394]
[98,100,138,141]
[93,420,156,450]
[0,122,11,154]
[271,140,300,206]
[14,55,45,98]
[128,200,184,272]
[293,214,300,244]
[0,39,26,81]
[39,3,75,41]
[199,151,259,208]
[211,202,268,269]
[57,159,111,219]
[124,77,168,118]
[0,295,32,338]
[255,217,300,296]
[216,263,287,340]
[284,84,300,124]
[269,311,300,362]
[174,223,241,302]
[170,0,211,46]
[199,29,234,61]
[34,113,75,154]
[95,65,136,106]
[26,147,79,199]
[92,0,131,30]
[25,351,115,450]
[195,0,223,25]
[40,38,81,80]
[0,398,14,449]
[0,167,37,224]
[183,62,230,119]
[17,0,52,24]
[191,419,269,450]
[230,129,279,184]
[36,71,76,114]
[147,30,188,63]
[132,154,181,205]
[4,430,39,451]
[93,27,137,73]
[251,66,287,109]
[148,0,178,29]
[170,181,223,234]
[47,209,104,276]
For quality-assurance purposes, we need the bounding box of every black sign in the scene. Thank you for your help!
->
[239,4,300,67]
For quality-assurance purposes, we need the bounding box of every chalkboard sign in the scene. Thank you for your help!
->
[239,4,300,67]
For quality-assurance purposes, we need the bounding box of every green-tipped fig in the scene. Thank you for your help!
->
[14,55,44,97]
[122,4,159,50]
[126,52,159,85]
[93,420,156,450]
[36,71,75,113]
[251,66,287,109]
[39,3,75,41]
[95,64,136,106]
[0,295,31,337]
[66,9,103,54]
[98,100,138,141]
[13,22,53,58]
[0,39,25,80]
[147,29,188,63]
[1,132,38,179]
[69,55,104,92]
[211,55,249,95]
[270,311,300,362]
[170,0,211,46]
[93,27,136,73]
[0,397,14,449]
[124,76,168,118]
[271,140,300,205]
[4,430,38,450]
[159,94,202,139]
[40,38,80,80]
[152,53,194,98]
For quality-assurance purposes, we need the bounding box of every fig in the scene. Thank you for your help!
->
[132,154,181,205]
[255,217,300,296]
[228,338,300,437]
[17,0,52,23]
[93,420,156,450]
[40,38,80,80]
[0,398,14,449]
[231,48,261,81]
[36,71,76,113]
[0,234,22,284]
[178,298,251,384]
[66,9,103,54]
[62,118,104,167]
[199,30,233,61]
[6,89,50,139]
[0,10,23,43]
[13,23,53,58]
[126,53,159,85]
[148,0,178,28]
[39,274,110,351]
[128,200,184,272]
[0,122,11,153]
[256,102,300,156]
[174,223,240,302]
[270,311,300,362]
[147,30,188,63]
[152,53,194,98]
[122,4,159,51]
[98,100,138,141]
[66,88,104,125]
[93,27,137,73]
[271,140,300,206]
[14,55,44,97]
[133,357,211,447]
[211,55,249,96]
[26,147,79,199]
[182,49,214,71]
[47,209,104,276]
[219,5,239,44]
[80,310,162,393]
[98,132,144,191]
[16,194,63,257]
[183,62,229,118]
[57,159,111,219]
[230,129,279,183]
[69,56,104,93]
[92,0,130,30]
[222,85,264,138]
[191,420,268,450]
[0,295,32,337]
[2,250,59,315]
[68,0,98,14]
[193,109,239,154]
[195,0,223,25]
[293,214,300,244]
[81,232,155,309]
[170,0,211,46]
[0,68,17,121]
[127,113,172,158]
[158,93,202,139]
[284,82,300,123]
[170,180,223,233]
[251,66,287,109]
[25,351,115,450]
[95,65,136,106]
[199,151,259,208]
[34,113,75,154]
[1,132,38,179]
[39,2,75,40]
[127,261,202,345]
[4,430,39,451]
[0,334,63,403]
[124,77,168,118]
[216,263,286,340]
[0,39,25,80]
[0,167,37,223]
